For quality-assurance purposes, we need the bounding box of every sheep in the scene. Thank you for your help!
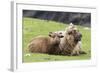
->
[28,32,64,54]
[55,23,85,55]
[59,25,82,55]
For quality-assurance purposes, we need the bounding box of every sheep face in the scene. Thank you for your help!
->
[67,28,82,43]
[49,32,64,45]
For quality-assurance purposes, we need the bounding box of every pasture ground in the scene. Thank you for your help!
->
[23,18,91,62]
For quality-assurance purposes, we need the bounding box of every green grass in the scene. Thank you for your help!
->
[23,17,91,63]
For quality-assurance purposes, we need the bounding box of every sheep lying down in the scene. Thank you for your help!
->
[28,23,86,56]
[55,23,86,55]
[28,32,64,54]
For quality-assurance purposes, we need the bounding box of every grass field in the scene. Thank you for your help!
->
[23,17,91,63]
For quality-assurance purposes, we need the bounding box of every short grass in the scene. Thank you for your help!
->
[23,17,91,63]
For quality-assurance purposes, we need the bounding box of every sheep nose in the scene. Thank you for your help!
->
[78,33,82,41]
[56,36,60,40]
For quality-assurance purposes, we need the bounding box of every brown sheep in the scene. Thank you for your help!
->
[28,32,64,54]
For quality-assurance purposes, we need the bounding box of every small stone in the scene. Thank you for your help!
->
[25,53,31,57]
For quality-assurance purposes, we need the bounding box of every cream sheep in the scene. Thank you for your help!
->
[55,23,84,55]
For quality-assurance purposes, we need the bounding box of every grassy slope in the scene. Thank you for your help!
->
[23,18,91,62]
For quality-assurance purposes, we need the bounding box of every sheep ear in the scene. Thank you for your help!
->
[48,32,53,37]
[49,32,53,34]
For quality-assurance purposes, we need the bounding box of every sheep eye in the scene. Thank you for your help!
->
[49,34,55,38]
[48,32,53,37]
[59,35,64,38]
[74,30,76,32]
[59,32,62,34]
